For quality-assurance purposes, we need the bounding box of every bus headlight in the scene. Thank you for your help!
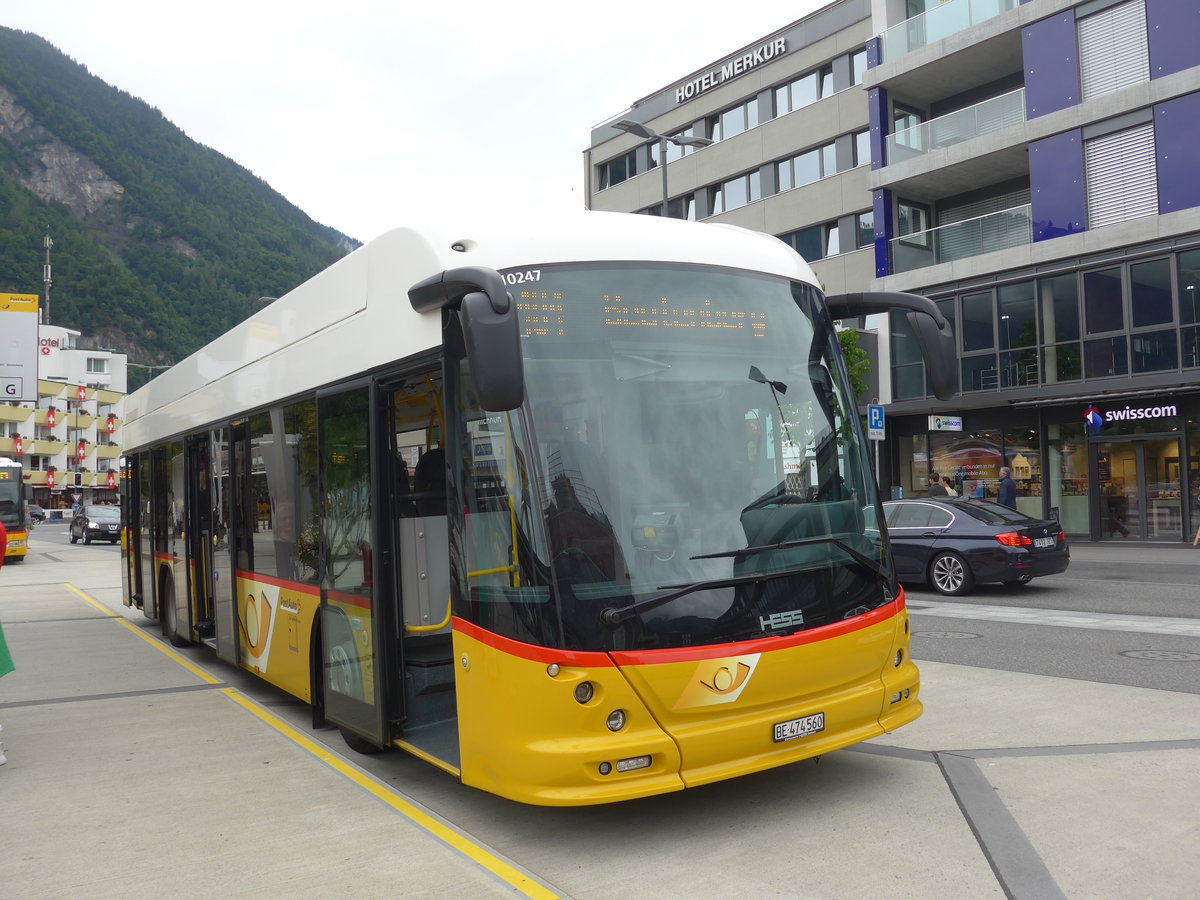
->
[606,709,626,732]
[573,681,594,704]
[894,650,904,667]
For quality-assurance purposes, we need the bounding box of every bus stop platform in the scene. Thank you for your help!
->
[1,545,1199,899]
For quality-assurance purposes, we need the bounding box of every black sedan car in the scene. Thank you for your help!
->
[26,503,45,522]
[881,498,1069,595]
[70,504,121,544]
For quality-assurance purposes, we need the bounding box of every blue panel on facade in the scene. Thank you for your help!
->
[1146,0,1200,79]
[873,189,892,277]
[1022,14,1079,119]
[1029,131,1086,241]
[1155,91,1200,214]
[867,36,881,69]
[868,87,888,170]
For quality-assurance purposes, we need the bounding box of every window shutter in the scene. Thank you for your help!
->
[1078,0,1149,101]
[1085,123,1157,228]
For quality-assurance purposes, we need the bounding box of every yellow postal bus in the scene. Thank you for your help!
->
[120,212,954,805]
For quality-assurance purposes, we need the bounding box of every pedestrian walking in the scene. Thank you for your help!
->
[0,518,12,766]
[997,466,1017,509]
[941,476,958,497]
[928,472,949,497]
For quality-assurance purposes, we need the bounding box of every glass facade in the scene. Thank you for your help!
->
[895,249,1200,400]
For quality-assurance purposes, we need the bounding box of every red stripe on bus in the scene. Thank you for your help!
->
[326,588,371,609]
[234,570,322,597]
[610,596,904,666]
[452,618,616,667]
[452,587,906,668]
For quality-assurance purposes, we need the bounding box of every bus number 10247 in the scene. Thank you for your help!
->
[503,270,541,285]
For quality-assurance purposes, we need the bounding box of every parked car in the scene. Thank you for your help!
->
[881,498,1069,596]
[70,504,121,544]
[26,503,45,523]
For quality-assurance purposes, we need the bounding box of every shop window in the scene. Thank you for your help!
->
[1004,426,1041,517]
[896,433,929,499]
[1047,423,1089,534]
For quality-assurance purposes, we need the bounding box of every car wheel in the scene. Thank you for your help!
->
[929,552,975,596]
[84,531,92,545]
[70,529,78,544]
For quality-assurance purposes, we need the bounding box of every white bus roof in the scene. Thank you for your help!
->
[123,211,817,449]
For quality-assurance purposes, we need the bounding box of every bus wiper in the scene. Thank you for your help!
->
[600,570,809,627]
[691,535,891,585]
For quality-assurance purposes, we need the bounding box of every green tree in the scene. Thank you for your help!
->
[838,327,872,404]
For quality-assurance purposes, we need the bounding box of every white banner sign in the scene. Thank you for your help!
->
[1,294,39,401]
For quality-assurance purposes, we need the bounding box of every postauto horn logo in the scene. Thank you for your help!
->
[1084,405,1104,435]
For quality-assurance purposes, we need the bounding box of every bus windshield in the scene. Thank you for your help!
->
[458,263,889,653]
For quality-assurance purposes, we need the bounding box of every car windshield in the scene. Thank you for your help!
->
[85,506,120,519]
[454,263,889,652]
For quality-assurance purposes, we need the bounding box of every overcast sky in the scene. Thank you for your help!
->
[4,1,826,244]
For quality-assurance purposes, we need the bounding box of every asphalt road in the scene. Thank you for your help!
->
[906,543,1200,694]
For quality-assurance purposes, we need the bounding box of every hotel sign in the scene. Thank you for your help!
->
[675,38,788,104]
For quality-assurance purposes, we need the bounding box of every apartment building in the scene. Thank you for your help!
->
[586,0,1200,543]
[0,324,127,509]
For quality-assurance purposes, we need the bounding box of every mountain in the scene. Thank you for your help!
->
[0,27,357,387]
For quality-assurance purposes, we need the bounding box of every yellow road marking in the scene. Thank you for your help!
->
[66,583,558,900]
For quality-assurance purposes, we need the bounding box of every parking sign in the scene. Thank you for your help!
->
[867,404,885,441]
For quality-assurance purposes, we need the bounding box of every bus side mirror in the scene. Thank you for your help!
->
[825,291,958,402]
[409,266,525,411]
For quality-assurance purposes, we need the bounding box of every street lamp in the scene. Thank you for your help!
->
[612,120,713,218]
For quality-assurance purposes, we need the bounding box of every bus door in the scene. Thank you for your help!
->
[208,426,237,665]
[382,371,457,764]
[317,383,388,747]
[155,441,190,645]
[185,435,216,647]
[120,454,143,610]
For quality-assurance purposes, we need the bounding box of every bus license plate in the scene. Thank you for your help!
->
[773,712,825,743]
[1034,536,1054,548]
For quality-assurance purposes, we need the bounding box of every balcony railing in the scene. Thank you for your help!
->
[891,204,1032,274]
[887,89,1025,163]
[880,0,1020,61]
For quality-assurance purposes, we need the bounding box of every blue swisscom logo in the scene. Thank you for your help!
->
[1084,405,1104,435]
